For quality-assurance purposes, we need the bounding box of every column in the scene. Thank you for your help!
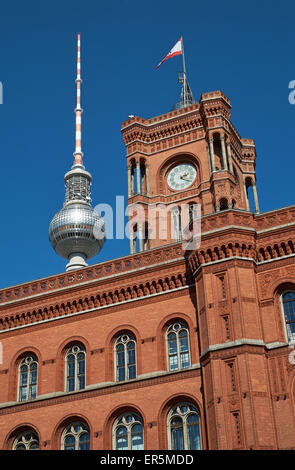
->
[226,142,234,173]
[136,160,141,194]
[145,164,150,196]
[207,146,212,173]
[127,165,132,198]
[131,169,135,196]
[244,182,250,211]
[209,138,215,172]
[220,136,228,171]
[138,225,144,252]
[252,182,260,214]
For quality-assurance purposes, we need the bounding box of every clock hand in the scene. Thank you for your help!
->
[180,175,192,182]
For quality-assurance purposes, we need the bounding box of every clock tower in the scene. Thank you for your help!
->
[121,90,260,253]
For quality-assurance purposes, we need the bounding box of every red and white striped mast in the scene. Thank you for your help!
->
[74,33,83,166]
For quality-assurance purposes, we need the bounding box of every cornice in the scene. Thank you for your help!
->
[0,244,185,307]
[200,338,288,359]
[0,284,192,335]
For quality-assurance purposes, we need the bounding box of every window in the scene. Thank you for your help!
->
[282,291,295,342]
[65,345,86,392]
[61,422,90,450]
[13,431,39,450]
[18,355,38,401]
[113,413,144,450]
[219,275,226,300]
[115,334,136,382]
[222,315,231,341]
[227,362,237,392]
[172,206,182,241]
[166,322,190,371]
[167,403,201,450]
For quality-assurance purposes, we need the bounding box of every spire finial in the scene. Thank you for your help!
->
[74,33,83,166]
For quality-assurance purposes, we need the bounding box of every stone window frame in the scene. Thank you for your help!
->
[17,355,38,402]
[64,344,86,392]
[114,333,137,382]
[61,421,90,450]
[12,430,39,450]
[165,321,191,372]
[280,290,295,344]
[112,412,144,450]
[167,402,201,450]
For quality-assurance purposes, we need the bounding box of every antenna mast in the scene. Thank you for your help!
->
[74,33,83,166]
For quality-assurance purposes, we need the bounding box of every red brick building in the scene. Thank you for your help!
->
[0,88,295,451]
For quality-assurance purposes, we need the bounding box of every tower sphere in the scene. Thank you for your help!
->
[49,202,105,261]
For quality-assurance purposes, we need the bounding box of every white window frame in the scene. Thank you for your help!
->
[167,402,201,450]
[166,322,191,371]
[17,355,38,402]
[64,345,86,392]
[280,290,295,344]
[12,430,39,450]
[61,422,90,450]
[114,334,137,382]
[112,412,144,450]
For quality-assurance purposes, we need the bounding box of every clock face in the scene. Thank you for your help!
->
[167,163,197,190]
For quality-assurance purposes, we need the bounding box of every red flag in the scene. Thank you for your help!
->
[156,37,182,69]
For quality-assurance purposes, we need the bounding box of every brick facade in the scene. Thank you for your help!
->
[0,91,294,450]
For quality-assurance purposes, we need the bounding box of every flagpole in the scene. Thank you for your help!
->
[181,36,187,77]
[180,36,188,107]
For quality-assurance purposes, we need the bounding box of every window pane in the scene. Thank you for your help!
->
[78,374,85,390]
[20,387,27,402]
[131,424,143,450]
[67,355,75,376]
[64,435,75,450]
[187,414,201,450]
[284,292,295,301]
[30,368,38,385]
[180,352,190,369]
[67,377,75,392]
[117,366,125,382]
[128,364,136,380]
[29,384,37,399]
[285,301,295,322]
[171,417,184,450]
[15,444,26,450]
[179,330,189,352]
[78,355,85,375]
[79,432,90,450]
[169,354,179,371]
[116,426,128,450]
[29,442,39,450]
[127,347,136,365]
[117,349,125,367]
[168,333,177,354]
[20,367,28,386]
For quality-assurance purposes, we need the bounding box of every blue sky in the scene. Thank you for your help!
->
[0,0,294,288]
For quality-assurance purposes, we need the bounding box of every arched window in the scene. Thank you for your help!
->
[115,334,136,382]
[189,202,198,225]
[171,206,182,241]
[113,413,144,450]
[166,322,190,371]
[167,402,201,450]
[61,422,90,450]
[18,355,38,402]
[281,291,295,342]
[65,345,86,392]
[12,430,39,450]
